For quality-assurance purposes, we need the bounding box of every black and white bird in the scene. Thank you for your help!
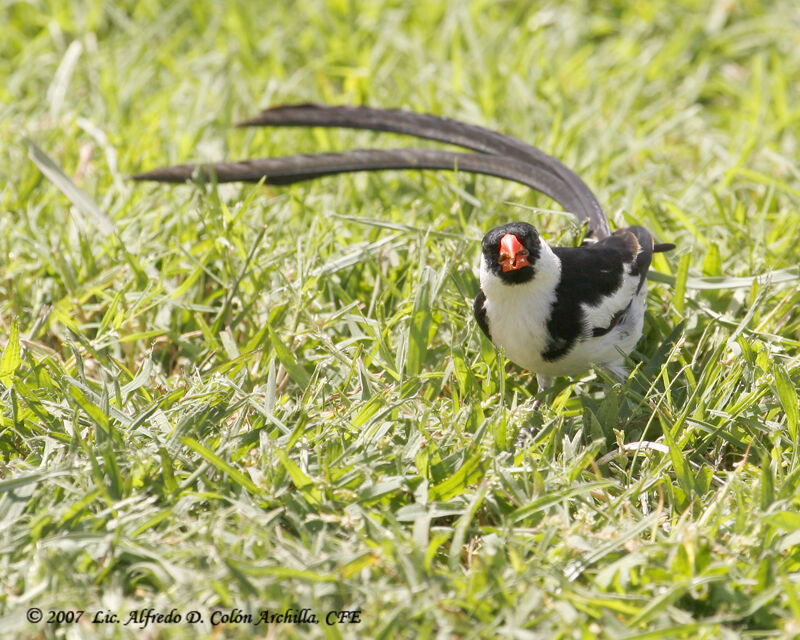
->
[475,221,672,392]
[133,104,673,392]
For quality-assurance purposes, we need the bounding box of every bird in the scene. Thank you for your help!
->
[475,220,672,395]
[132,104,674,396]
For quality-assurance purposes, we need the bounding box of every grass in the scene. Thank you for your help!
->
[2,0,800,638]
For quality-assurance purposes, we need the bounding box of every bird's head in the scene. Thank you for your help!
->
[480,222,541,284]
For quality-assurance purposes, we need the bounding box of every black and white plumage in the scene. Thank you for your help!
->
[132,104,673,387]
[474,221,667,390]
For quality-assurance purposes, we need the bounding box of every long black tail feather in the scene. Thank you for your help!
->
[133,103,611,238]
[132,148,601,219]
[237,104,609,237]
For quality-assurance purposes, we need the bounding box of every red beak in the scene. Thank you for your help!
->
[499,233,530,272]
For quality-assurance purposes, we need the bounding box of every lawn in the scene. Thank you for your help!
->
[2,1,800,638]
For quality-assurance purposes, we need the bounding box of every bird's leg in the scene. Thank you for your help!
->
[531,374,553,411]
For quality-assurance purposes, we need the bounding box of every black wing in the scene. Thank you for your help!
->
[473,290,491,340]
[543,228,651,360]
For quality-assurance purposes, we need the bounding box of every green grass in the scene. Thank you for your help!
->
[2,1,800,638]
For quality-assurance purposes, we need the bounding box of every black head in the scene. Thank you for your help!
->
[481,221,541,284]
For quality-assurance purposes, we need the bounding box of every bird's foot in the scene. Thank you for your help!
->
[515,427,537,449]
